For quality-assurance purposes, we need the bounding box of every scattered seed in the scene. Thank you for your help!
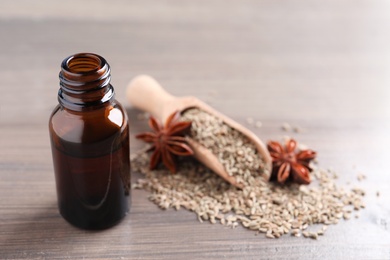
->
[255,121,262,128]
[291,229,300,236]
[137,112,149,121]
[281,122,291,131]
[293,126,305,133]
[357,174,366,181]
[352,188,365,196]
[309,232,318,240]
[298,143,308,150]
[246,117,254,125]
[343,212,351,220]
[376,191,380,197]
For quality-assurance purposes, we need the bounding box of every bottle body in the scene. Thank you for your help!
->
[49,53,130,229]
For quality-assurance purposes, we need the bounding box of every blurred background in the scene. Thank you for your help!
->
[1,0,390,123]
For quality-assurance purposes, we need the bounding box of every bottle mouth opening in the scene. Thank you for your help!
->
[63,53,105,74]
[58,53,113,111]
[60,53,110,89]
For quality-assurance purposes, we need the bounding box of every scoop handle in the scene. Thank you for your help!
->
[126,75,176,121]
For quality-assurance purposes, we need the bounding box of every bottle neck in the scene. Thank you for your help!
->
[58,53,115,111]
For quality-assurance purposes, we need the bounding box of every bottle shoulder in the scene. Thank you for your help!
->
[49,101,128,144]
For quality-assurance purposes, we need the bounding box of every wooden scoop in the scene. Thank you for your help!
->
[126,75,272,188]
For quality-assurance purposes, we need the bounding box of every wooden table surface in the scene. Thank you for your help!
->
[1,1,390,259]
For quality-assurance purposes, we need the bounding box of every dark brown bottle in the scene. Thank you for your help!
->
[49,53,130,229]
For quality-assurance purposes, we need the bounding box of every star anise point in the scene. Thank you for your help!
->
[137,111,194,173]
[267,138,316,185]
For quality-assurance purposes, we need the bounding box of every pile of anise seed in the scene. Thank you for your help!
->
[132,110,365,239]
[181,108,269,186]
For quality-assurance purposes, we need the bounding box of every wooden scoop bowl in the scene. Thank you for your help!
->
[126,75,272,188]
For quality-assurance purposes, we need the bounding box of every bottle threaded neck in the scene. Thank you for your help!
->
[58,53,114,111]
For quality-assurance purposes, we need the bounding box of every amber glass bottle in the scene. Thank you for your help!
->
[49,53,130,229]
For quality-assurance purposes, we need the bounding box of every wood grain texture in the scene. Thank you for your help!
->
[0,0,390,259]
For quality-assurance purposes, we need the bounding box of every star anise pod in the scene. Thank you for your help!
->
[267,138,316,185]
[136,111,194,173]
